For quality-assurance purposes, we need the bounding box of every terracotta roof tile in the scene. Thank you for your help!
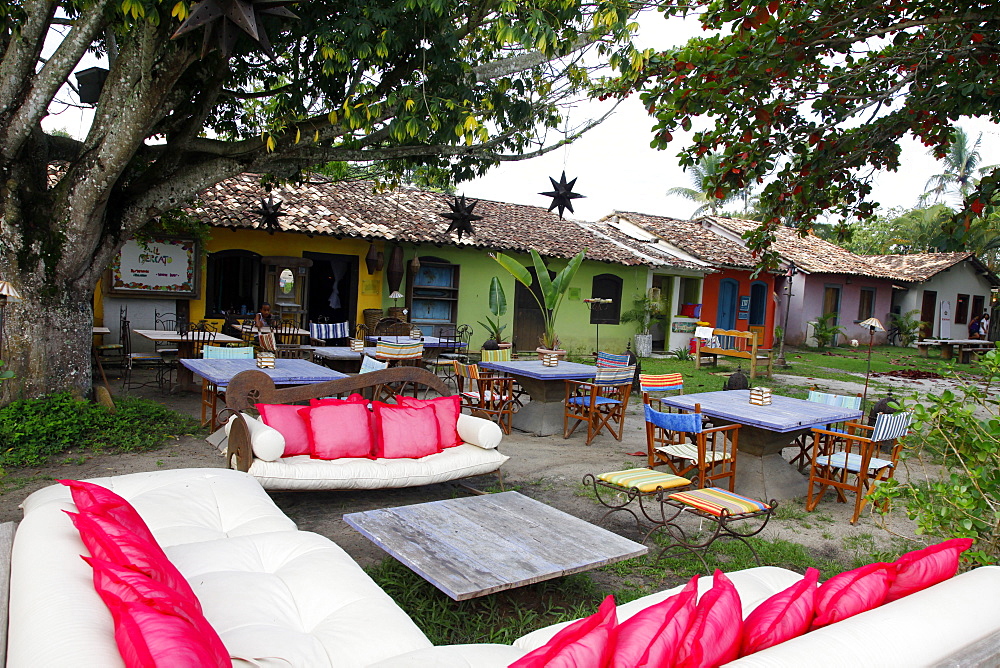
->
[699,216,898,278]
[192,174,654,266]
[862,252,987,282]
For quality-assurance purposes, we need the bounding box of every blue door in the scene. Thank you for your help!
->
[717,279,739,330]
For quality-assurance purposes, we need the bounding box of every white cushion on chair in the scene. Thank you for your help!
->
[820,452,894,472]
[658,443,729,463]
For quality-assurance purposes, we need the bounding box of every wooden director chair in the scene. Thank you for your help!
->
[453,361,516,434]
[644,396,738,491]
[563,364,636,445]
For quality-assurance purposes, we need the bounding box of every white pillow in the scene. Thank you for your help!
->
[456,413,503,450]
[225,413,285,461]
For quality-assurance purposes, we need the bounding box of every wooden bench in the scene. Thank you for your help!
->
[694,328,773,379]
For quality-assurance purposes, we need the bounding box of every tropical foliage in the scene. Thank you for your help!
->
[623,1,1000,268]
[0,0,650,399]
[477,277,508,344]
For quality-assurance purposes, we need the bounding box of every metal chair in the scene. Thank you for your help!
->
[805,411,914,524]
[121,320,168,391]
[644,397,739,491]
[373,317,410,336]
[789,389,863,472]
[440,324,473,364]
[423,326,462,385]
[563,365,636,445]
[95,305,126,371]
[453,361,516,434]
[273,319,302,348]
[186,321,218,358]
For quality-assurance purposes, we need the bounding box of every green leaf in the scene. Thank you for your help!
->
[531,250,557,308]
[490,252,532,289]
[487,276,507,317]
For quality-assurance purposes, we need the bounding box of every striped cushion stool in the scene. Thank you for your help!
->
[655,487,777,573]
[583,469,691,542]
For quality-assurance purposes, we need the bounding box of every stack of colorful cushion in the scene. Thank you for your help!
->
[511,538,974,667]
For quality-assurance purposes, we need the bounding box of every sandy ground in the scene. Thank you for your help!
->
[0,366,971,573]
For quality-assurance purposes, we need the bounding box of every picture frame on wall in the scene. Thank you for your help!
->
[106,237,200,298]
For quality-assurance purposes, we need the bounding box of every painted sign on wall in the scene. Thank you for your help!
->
[108,237,199,297]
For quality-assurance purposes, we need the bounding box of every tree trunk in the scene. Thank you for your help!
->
[0,282,93,404]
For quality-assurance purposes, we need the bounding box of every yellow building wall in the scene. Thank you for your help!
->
[195,229,384,329]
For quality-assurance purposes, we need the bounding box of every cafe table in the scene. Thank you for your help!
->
[364,335,468,349]
[134,329,243,392]
[477,360,597,436]
[657,390,863,501]
[180,358,347,427]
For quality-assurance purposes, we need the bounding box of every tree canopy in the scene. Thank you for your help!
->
[624,0,1000,268]
[0,0,648,398]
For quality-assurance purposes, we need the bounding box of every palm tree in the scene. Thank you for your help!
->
[667,153,755,216]
[921,127,990,206]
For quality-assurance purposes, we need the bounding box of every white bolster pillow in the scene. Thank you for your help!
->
[225,413,285,461]
[456,413,503,450]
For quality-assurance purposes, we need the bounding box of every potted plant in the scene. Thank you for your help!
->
[477,277,510,349]
[809,312,845,348]
[620,293,665,357]
[490,248,585,359]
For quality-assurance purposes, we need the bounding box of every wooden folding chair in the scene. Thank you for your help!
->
[453,361,516,434]
[563,365,635,445]
[789,389,863,471]
[805,411,913,524]
[644,396,739,491]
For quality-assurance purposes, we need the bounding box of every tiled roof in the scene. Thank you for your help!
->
[604,212,766,269]
[193,174,662,266]
[582,219,712,272]
[862,252,998,283]
[699,216,897,278]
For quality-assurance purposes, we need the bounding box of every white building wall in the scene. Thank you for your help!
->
[892,261,995,339]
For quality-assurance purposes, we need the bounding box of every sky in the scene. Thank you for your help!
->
[41,11,1000,224]
[463,12,1000,223]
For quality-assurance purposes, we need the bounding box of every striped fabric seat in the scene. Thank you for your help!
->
[667,487,771,517]
[594,365,636,385]
[596,351,631,368]
[310,322,351,340]
[257,331,277,352]
[871,411,913,442]
[598,468,690,493]
[567,395,621,406]
[375,340,423,359]
[819,452,894,473]
[480,348,512,362]
[657,443,730,464]
[640,373,684,394]
[202,345,255,359]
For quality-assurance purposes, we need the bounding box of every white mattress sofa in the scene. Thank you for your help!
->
[6,467,1000,667]
[221,367,507,491]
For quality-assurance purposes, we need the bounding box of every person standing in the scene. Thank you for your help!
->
[981,311,991,339]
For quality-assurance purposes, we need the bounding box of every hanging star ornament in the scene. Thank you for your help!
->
[171,0,298,60]
[540,171,585,219]
[438,195,483,240]
[254,195,287,232]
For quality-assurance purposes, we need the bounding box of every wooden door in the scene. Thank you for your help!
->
[716,278,738,330]
[920,290,937,339]
[513,269,545,351]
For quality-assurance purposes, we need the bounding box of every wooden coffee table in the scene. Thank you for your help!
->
[344,491,647,600]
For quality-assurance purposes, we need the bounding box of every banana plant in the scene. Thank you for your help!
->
[490,249,586,350]
[477,277,508,344]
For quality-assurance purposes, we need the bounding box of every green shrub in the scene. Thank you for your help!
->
[809,312,845,348]
[0,393,202,468]
[871,349,1000,566]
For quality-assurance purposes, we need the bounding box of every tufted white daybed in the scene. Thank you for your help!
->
[4,467,1000,666]
[221,367,507,491]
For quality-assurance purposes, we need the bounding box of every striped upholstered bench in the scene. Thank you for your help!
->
[583,468,691,541]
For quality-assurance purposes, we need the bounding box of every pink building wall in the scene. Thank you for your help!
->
[781,274,895,345]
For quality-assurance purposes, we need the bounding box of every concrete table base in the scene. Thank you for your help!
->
[510,376,567,437]
[719,423,809,501]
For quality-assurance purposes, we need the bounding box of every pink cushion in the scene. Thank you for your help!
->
[86,557,230,668]
[310,393,368,407]
[611,576,698,668]
[299,404,374,459]
[256,403,311,456]
[510,595,618,668]
[886,538,973,602]
[812,562,896,628]
[741,567,818,656]
[59,479,157,546]
[372,402,441,459]
[675,570,743,668]
[66,511,199,608]
[397,395,463,448]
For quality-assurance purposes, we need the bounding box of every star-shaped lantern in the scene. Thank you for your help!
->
[171,0,297,59]
[438,195,483,240]
[254,195,286,232]
[539,171,585,219]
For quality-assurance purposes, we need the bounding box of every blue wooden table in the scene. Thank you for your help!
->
[658,390,863,500]
[181,357,347,388]
[478,360,597,436]
[364,336,468,348]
